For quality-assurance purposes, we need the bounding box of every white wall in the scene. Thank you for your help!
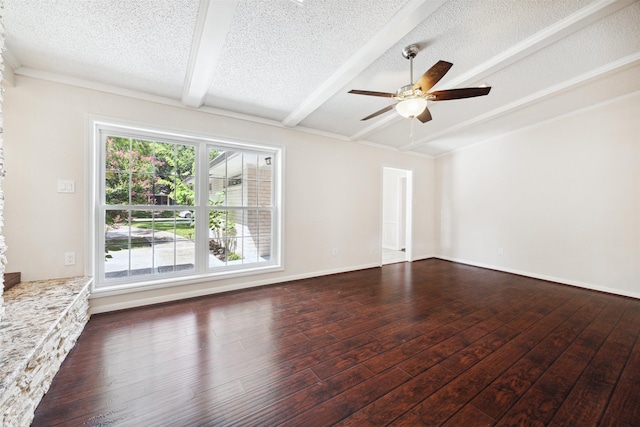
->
[3,76,436,312]
[5,76,637,310]
[436,91,640,298]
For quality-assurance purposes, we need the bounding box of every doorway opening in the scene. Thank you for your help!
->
[381,167,412,265]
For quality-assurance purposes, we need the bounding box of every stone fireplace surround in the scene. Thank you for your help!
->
[0,277,91,426]
[1,1,8,323]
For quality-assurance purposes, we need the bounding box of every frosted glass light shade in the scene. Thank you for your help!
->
[396,98,427,118]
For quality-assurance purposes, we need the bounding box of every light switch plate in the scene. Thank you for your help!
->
[58,180,75,193]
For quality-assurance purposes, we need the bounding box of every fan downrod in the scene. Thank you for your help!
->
[402,44,420,86]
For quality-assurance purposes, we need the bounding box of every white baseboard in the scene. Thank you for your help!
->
[436,255,640,300]
[411,254,436,262]
[89,262,380,314]
[91,255,636,314]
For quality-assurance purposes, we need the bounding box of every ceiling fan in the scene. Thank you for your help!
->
[349,44,491,123]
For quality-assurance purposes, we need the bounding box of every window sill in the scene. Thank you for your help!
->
[91,264,284,298]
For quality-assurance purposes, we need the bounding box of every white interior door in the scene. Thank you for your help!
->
[382,167,412,265]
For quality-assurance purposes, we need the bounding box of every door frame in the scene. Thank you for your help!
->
[381,166,413,265]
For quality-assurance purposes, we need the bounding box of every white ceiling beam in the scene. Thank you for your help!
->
[441,0,636,90]
[350,0,636,141]
[182,0,239,108]
[281,0,447,128]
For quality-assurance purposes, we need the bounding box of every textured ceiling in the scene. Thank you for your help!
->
[204,0,409,120]
[4,0,199,99]
[3,0,639,157]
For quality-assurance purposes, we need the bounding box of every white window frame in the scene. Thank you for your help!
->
[87,117,283,295]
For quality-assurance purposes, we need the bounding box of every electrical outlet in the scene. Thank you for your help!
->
[332,248,339,257]
[64,252,76,266]
[497,247,505,256]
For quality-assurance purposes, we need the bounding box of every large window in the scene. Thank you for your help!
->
[92,121,281,291]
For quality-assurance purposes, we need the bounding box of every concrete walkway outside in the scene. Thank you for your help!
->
[104,226,226,278]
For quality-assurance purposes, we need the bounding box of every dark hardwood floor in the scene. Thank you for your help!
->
[33,259,640,426]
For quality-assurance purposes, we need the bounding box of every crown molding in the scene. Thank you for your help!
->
[1,48,21,86]
[1,61,15,87]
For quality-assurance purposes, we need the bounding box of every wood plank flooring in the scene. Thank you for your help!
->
[32,259,640,426]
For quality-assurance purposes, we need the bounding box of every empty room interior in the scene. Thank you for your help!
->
[0,0,639,426]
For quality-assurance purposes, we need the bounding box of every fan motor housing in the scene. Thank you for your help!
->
[402,44,420,60]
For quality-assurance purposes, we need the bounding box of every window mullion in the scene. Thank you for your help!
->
[195,143,209,273]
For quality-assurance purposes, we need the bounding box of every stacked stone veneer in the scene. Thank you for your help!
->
[0,277,91,427]
[0,1,8,320]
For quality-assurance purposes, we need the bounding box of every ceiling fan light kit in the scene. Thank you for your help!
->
[349,44,492,125]
[396,97,427,118]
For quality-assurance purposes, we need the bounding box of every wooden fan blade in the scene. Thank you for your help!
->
[429,87,491,101]
[416,106,432,123]
[412,60,453,92]
[348,89,396,98]
[361,104,396,121]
